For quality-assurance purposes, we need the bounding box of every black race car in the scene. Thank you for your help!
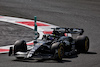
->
[9,27,89,61]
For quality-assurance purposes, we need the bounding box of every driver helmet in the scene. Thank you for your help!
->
[47,34,55,40]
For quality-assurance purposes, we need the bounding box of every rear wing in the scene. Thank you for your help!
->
[51,28,84,35]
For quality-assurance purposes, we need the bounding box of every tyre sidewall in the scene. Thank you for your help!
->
[76,36,89,53]
[14,40,27,54]
[51,42,64,61]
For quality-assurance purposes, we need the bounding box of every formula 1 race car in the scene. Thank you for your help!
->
[9,27,89,61]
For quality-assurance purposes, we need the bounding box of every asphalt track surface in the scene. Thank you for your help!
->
[0,0,100,67]
[0,22,34,46]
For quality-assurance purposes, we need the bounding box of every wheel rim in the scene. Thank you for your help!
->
[85,37,89,51]
[58,46,64,59]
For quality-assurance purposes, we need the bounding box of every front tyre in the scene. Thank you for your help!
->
[76,36,89,53]
[51,42,64,61]
[14,40,27,59]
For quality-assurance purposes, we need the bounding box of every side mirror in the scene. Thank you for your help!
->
[34,32,40,40]
[79,29,84,35]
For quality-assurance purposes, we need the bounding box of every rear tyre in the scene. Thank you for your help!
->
[14,40,27,59]
[76,36,89,53]
[51,42,64,61]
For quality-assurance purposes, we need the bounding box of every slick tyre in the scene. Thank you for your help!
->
[14,40,27,59]
[51,42,64,61]
[76,36,89,53]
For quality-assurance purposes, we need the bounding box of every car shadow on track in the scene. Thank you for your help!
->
[85,52,97,54]
[12,52,97,63]
[77,51,97,55]
[13,58,72,63]
[12,54,78,63]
